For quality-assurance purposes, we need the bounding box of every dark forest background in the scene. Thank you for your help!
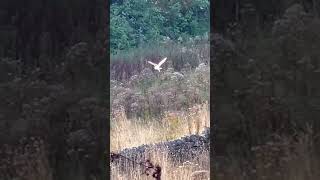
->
[0,0,108,180]
[213,0,320,180]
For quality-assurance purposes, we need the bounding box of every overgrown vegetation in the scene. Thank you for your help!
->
[213,2,320,179]
[111,40,209,119]
[110,42,210,179]
[0,1,108,180]
[110,1,210,179]
[110,9,210,178]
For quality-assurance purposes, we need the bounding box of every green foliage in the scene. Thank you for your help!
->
[110,0,209,54]
[110,8,134,51]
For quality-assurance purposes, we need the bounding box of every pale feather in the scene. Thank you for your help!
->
[147,61,157,66]
[157,57,167,67]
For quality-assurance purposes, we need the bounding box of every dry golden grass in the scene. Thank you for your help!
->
[111,102,209,151]
[110,102,210,179]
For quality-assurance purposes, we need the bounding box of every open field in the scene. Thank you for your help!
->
[110,39,210,179]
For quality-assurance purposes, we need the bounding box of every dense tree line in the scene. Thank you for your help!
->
[110,0,209,54]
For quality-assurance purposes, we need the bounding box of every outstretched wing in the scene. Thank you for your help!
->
[157,57,167,67]
[147,61,157,66]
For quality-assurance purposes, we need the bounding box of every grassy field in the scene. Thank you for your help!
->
[111,103,209,151]
[110,103,210,179]
[110,40,210,179]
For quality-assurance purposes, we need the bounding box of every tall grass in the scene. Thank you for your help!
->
[110,102,210,179]
[110,37,209,81]
[111,102,209,151]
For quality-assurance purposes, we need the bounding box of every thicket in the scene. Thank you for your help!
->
[110,0,209,54]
